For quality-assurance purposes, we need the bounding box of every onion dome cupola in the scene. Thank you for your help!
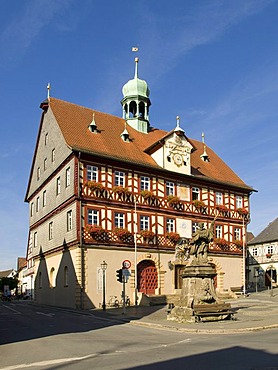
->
[121,58,151,134]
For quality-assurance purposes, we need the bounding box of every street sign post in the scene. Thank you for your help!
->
[122,260,131,269]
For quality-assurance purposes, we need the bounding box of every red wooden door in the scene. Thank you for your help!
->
[137,260,158,295]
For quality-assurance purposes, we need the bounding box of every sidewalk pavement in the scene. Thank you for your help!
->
[90,289,278,334]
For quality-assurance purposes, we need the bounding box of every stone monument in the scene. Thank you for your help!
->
[168,218,232,322]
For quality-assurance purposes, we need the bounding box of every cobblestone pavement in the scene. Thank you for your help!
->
[90,289,278,334]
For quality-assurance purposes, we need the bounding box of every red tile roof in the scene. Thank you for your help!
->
[49,97,253,190]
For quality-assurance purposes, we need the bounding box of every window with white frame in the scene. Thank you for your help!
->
[43,190,46,207]
[215,192,223,205]
[34,232,38,248]
[267,245,274,254]
[252,248,258,256]
[140,176,150,191]
[67,210,73,231]
[192,222,198,234]
[166,181,174,196]
[88,209,99,225]
[36,196,40,212]
[87,165,98,181]
[66,167,70,187]
[49,222,53,240]
[166,218,174,232]
[236,195,243,209]
[192,187,200,200]
[56,177,61,195]
[115,171,125,187]
[234,227,241,241]
[114,212,124,228]
[140,215,150,230]
[215,225,222,238]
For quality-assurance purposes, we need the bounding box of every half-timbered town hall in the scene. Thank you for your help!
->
[25,58,253,309]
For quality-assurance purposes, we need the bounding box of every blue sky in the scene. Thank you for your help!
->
[1,0,277,270]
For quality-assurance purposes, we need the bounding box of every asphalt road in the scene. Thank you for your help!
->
[0,301,277,370]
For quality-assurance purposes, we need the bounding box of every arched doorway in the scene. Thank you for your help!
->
[265,267,277,287]
[137,260,158,295]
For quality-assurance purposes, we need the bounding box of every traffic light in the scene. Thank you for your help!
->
[116,268,123,283]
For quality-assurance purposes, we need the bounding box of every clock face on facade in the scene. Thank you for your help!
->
[173,153,183,166]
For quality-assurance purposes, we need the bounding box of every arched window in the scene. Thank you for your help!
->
[50,267,55,288]
[64,266,68,287]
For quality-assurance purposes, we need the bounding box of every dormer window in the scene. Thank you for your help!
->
[121,126,130,142]
[89,113,97,133]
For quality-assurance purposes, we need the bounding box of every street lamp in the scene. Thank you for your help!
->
[101,260,107,311]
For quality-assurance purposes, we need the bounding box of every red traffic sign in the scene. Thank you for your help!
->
[122,259,131,269]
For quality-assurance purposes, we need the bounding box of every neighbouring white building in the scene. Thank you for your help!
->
[248,217,278,290]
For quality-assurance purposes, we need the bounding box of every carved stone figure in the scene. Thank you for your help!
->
[174,218,216,265]
[189,219,215,264]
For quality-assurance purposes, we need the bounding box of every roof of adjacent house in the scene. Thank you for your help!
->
[17,258,27,271]
[0,269,15,278]
[248,217,278,245]
[46,97,253,191]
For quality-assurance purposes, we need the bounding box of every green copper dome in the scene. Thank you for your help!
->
[122,58,150,98]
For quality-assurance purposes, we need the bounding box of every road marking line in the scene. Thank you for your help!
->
[0,354,96,370]
[36,312,54,317]
[2,305,21,314]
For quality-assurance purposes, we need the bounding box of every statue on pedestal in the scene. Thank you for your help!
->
[168,216,233,322]
[189,218,215,264]
[175,217,216,265]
